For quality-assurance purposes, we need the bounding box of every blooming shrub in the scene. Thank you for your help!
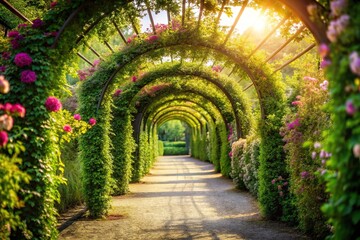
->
[14,53,32,67]
[231,136,260,196]
[20,70,37,83]
[280,75,330,238]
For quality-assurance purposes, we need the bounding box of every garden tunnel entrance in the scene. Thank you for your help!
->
[1,0,359,239]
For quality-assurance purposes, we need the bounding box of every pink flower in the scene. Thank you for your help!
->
[10,104,26,118]
[212,65,222,72]
[45,96,62,112]
[74,114,81,120]
[291,101,302,106]
[114,89,122,97]
[353,144,360,158]
[303,76,317,82]
[20,70,37,83]
[228,151,233,158]
[0,66,6,72]
[50,1,57,8]
[63,124,72,132]
[146,35,159,42]
[131,76,137,82]
[32,18,44,28]
[283,182,288,186]
[17,23,28,29]
[93,59,100,66]
[346,100,356,116]
[0,76,10,94]
[319,150,327,159]
[279,191,284,197]
[311,151,317,159]
[154,23,168,34]
[331,0,347,17]
[14,53,32,67]
[318,43,330,58]
[171,19,181,31]
[10,39,20,49]
[8,30,19,38]
[77,70,88,81]
[271,179,276,185]
[2,103,12,112]
[0,115,13,131]
[287,118,301,130]
[349,52,360,76]
[89,118,96,126]
[314,142,321,149]
[0,131,8,147]
[320,80,329,91]
[327,15,350,42]
[2,52,10,60]
[300,171,309,179]
[127,34,137,43]
[320,59,332,69]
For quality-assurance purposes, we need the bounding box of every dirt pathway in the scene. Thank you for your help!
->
[59,156,306,240]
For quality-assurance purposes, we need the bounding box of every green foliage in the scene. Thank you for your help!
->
[57,140,83,213]
[163,141,188,155]
[158,140,164,156]
[0,152,30,239]
[280,74,330,237]
[111,109,136,195]
[321,2,360,239]
[158,120,185,141]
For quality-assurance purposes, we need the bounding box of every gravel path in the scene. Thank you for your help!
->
[59,155,306,240]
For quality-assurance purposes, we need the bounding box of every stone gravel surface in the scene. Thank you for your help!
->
[59,155,307,240]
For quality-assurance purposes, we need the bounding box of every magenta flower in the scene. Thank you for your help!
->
[353,144,360,158]
[0,131,8,147]
[300,171,309,179]
[20,70,37,83]
[93,59,100,66]
[146,35,159,42]
[318,43,330,58]
[228,151,233,158]
[8,30,19,38]
[10,39,20,49]
[346,100,356,116]
[131,76,137,82]
[2,103,13,112]
[32,18,44,28]
[291,101,302,106]
[74,114,81,121]
[63,124,72,132]
[2,52,10,60]
[14,53,32,67]
[320,59,332,69]
[10,104,26,118]
[89,118,96,126]
[0,66,6,72]
[45,96,62,112]
[320,80,329,91]
[114,89,122,97]
[349,52,360,76]
[287,118,301,130]
[271,179,276,185]
[331,0,347,16]
[77,70,88,81]
[50,1,57,8]
[17,23,28,29]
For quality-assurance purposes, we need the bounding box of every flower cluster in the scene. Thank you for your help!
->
[8,30,24,49]
[327,14,349,42]
[271,176,289,197]
[287,118,301,130]
[349,52,360,76]
[20,70,37,84]
[45,96,62,112]
[77,59,101,81]
[0,102,26,147]
[14,53,32,67]
[212,65,222,73]
[127,34,137,44]
[113,89,122,97]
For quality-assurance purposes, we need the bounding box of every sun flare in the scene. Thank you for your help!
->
[220,7,268,34]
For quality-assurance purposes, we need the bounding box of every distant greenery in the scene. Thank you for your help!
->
[158,120,186,141]
[163,141,188,155]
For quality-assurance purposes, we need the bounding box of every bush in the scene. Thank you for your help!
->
[158,140,164,156]
[231,137,260,196]
[164,147,188,155]
[163,141,186,148]
[57,140,83,213]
